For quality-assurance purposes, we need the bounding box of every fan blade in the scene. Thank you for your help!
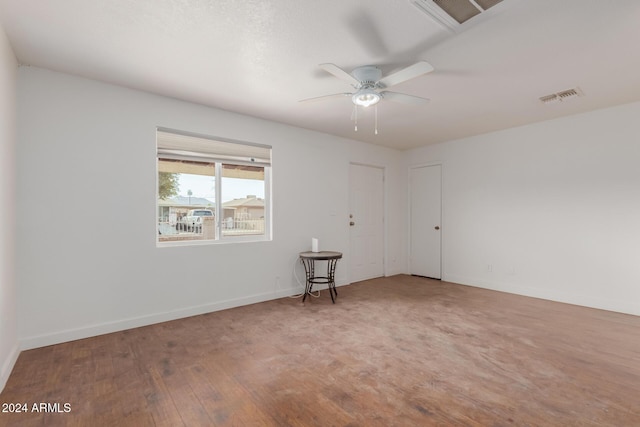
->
[376,61,434,88]
[319,63,360,87]
[346,11,389,58]
[380,91,430,105]
[299,93,352,103]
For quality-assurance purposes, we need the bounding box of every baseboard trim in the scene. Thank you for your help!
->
[20,285,343,351]
[444,274,640,316]
[0,342,20,393]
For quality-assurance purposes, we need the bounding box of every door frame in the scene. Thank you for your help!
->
[408,162,443,279]
[349,162,387,283]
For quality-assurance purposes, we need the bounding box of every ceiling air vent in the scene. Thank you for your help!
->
[412,0,507,32]
[539,88,584,104]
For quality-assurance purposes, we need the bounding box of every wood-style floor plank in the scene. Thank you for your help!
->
[2,275,640,426]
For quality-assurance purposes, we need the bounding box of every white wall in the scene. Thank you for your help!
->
[0,23,19,392]
[16,67,405,349]
[406,102,640,315]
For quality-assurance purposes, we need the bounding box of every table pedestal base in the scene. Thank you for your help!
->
[299,251,342,304]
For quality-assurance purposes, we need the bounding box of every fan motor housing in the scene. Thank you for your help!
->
[352,65,383,88]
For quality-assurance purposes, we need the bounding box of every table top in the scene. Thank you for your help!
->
[299,251,343,260]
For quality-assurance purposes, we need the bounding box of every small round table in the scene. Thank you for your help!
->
[299,251,343,303]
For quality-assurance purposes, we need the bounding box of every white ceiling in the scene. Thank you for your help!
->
[2,0,640,150]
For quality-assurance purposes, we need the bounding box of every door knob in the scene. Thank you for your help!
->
[434,226,440,230]
[350,221,355,226]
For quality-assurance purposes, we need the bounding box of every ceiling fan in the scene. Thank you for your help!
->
[301,61,434,108]
[301,61,434,134]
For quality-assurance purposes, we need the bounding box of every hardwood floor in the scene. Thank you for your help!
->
[1,275,639,426]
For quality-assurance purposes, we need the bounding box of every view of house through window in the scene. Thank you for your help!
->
[157,129,271,244]
[221,164,266,237]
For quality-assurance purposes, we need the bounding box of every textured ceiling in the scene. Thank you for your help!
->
[1,0,640,150]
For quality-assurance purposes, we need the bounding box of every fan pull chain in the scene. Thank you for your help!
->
[375,104,378,135]
[354,105,358,131]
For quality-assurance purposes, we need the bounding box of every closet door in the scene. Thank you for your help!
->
[410,165,441,279]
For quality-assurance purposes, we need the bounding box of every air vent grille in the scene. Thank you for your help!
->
[412,0,505,31]
[475,0,504,10]
[539,87,584,104]
[434,0,481,24]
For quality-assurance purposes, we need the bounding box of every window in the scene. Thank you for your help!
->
[157,128,271,245]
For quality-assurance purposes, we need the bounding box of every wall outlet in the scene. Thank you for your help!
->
[487,264,493,272]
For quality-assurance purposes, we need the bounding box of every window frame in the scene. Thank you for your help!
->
[156,127,272,247]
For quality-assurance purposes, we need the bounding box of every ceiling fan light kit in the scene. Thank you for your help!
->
[350,65,383,107]
[352,88,381,107]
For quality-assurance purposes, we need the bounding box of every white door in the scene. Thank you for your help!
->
[349,164,384,282]
[410,165,442,279]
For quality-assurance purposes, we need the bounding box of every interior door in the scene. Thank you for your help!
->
[349,164,384,282]
[410,164,442,279]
